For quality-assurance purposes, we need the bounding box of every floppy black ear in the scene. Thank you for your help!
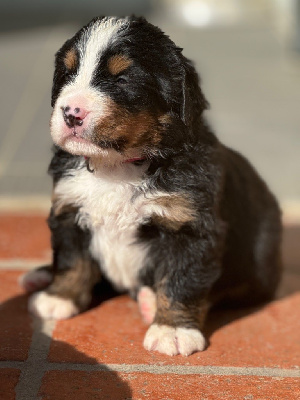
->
[51,55,65,107]
[181,58,209,127]
[51,44,71,107]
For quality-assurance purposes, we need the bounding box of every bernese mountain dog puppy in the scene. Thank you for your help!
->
[20,16,282,356]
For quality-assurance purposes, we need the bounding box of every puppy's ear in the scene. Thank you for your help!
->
[51,45,70,108]
[181,58,209,126]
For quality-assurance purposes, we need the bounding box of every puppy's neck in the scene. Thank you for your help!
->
[85,156,149,183]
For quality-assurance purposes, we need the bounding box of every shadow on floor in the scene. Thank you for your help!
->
[0,225,299,365]
[0,293,132,400]
[204,224,300,341]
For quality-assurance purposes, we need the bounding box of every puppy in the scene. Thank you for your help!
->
[20,16,282,356]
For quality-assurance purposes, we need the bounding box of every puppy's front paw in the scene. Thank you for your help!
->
[28,291,79,320]
[19,268,52,292]
[143,324,206,356]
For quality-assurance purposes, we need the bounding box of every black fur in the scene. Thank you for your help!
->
[28,16,282,352]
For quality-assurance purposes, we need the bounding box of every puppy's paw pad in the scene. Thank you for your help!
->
[19,269,52,293]
[144,324,206,356]
[137,286,157,325]
[28,291,79,320]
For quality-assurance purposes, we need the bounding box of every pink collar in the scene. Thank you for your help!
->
[123,157,147,164]
[84,156,146,173]
[84,156,146,163]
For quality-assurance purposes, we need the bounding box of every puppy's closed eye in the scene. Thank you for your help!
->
[116,76,128,85]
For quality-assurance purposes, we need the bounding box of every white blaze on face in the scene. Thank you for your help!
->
[76,18,126,87]
[50,17,128,157]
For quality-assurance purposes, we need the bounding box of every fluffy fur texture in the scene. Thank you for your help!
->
[21,16,282,356]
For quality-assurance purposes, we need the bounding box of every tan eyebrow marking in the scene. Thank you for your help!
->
[108,55,133,75]
[64,48,78,70]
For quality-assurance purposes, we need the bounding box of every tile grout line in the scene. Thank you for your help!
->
[14,318,56,400]
[2,360,299,379]
[103,364,300,378]
[0,259,51,270]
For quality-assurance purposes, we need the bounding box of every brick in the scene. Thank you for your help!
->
[49,292,300,368]
[49,295,148,365]
[0,214,50,259]
[203,292,300,369]
[0,369,21,400]
[39,371,300,400]
[0,271,33,361]
[39,370,132,400]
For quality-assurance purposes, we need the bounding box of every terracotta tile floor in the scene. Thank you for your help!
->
[0,213,299,399]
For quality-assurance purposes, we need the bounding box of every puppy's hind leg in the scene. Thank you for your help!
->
[252,208,282,303]
[28,207,101,320]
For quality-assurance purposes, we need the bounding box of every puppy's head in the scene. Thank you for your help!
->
[50,16,208,163]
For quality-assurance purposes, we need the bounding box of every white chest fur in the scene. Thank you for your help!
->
[54,162,152,291]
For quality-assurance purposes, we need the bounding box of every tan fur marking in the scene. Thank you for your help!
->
[158,114,172,125]
[151,216,185,231]
[64,48,77,70]
[154,290,209,330]
[108,55,132,75]
[93,99,164,150]
[47,257,101,310]
[152,195,197,231]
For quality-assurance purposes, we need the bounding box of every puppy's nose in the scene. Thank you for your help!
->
[62,106,88,128]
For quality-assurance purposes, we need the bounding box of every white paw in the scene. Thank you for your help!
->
[137,286,157,325]
[28,291,79,320]
[143,324,206,356]
[19,269,52,292]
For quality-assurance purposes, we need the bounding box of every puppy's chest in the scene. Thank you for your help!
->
[55,166,151,291]
[87,181,148,291]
